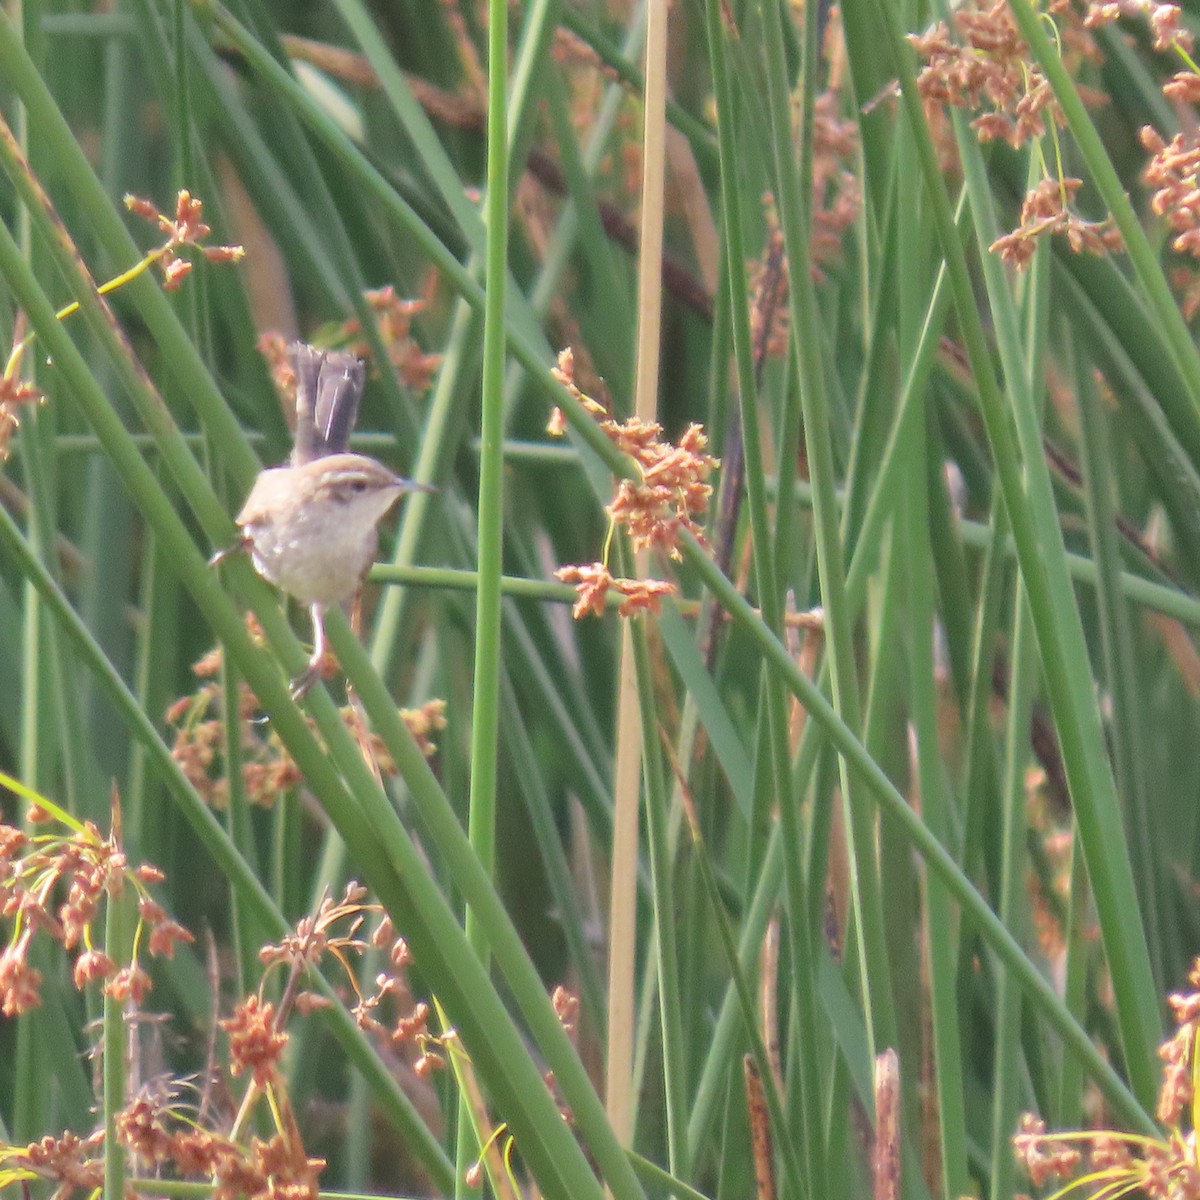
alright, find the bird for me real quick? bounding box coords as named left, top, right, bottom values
left=212, top=342, right=431, bottom=698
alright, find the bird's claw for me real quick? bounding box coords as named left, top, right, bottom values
left=289, top=661, right=321, bottom=701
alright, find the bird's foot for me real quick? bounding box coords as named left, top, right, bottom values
left=288, top=661, right=321, bottom=701
left=289, top=649, right=338, bottom=700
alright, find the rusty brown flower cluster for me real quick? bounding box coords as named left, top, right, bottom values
left=909, top=3, right=1132, bottom=268
left=746, top=87, right=860, bottom=309
left=223, top=994, right=291, bottom=1086
left=125, top=189, right=244, bottom=291
left=1142, top=128, right=1200, bottom=254
left=1117, top=0, right=1200, bottom=317
left=113, top=1086, right=324, bottom=1200
left=398, top=697, right=449, bottom=758
left=990, top=176, right=1123, bottom=268
left=554, top=562, right=676, bottom=619
left=542, top=985, right=580, bottom=1128
left=747, top=222, right=790, bottom=362
left=0, top=1130, right=105, bottom=1196
left=608, top=421, right=717, bottom=555
left=2, top=862, right=581, bottom=1200
left=0, top=802, right=191, bottom=1017
left=1, top=190, right=242, bottom=460
left=551, top=347, right=718, bottom=560
left=349, top=281, right=443, bottom=391
left=1014, top=956, right=1200, bottom=1198
left=1019, top=763, right=1090, bottom=966
left=258, top=883, right=442, bottom=1074
left=258, top=280, right=441, bottom=410
left=909, top=2, right=1062, bottom=150
left=0, top=364, right=42, bottom=460
left=167, top=621, right=305, bottom=809
left=1070, top=4, right=1200, bottom=314
left=551, top=983, right=579, bottom=1040
left=6, top=883, right=437, bottom=1200
left=166, top=620, right=445, bottom=806
left=110, top=884, right=432, bottom=1200
left=548, top=347, right=718, bottom=620
left=1083, top=0, right=1193, bottom=54
left=1142, top=125, right=1200, bottom=318
left=811, top=90, right=862, bottom=269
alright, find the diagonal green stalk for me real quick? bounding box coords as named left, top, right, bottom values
left=681, top=527, right=1154, bottom=1135
left=322, top=618, right=649, bottom=1200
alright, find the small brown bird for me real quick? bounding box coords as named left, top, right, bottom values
left=213, top=343, right=431, bottom=698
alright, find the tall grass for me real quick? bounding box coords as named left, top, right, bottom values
left=0, top=1, right=1198, bottom=1198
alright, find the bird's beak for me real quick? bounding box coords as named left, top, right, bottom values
left=396, top=477, right=438, bottom=495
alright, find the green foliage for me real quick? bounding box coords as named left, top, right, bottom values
left=1, top=2, right=1199, bottom=1199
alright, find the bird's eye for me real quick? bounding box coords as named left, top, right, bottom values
left=350, top=479, right=368, bottom=494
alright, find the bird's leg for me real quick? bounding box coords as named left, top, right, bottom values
left=290, top=602, right=329, bottom=700
left=342, top=586, right=365, bottom=707
left=342, top=585, right=383, bottom=777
